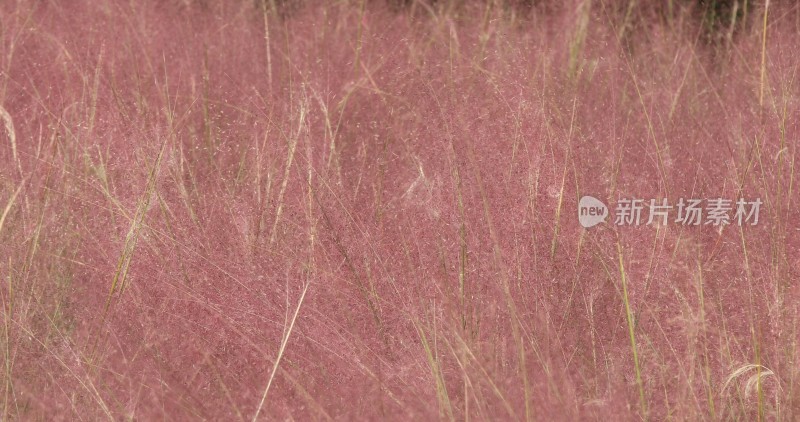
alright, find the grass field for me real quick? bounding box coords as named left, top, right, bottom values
left=1, top=0, right=798, bottom=420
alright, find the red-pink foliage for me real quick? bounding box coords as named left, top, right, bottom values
left=1, top=0, right=798, bottom=420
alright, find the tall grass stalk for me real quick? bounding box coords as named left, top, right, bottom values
left=616, top=239, right=646, bottom=418
left=252, top=280, right=310, bottom=421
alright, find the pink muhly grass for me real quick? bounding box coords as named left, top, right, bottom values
left=0, top=0, right=798, bottom=420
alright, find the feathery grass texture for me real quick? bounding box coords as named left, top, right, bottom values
left=0, top=0, right=798, bottom=420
